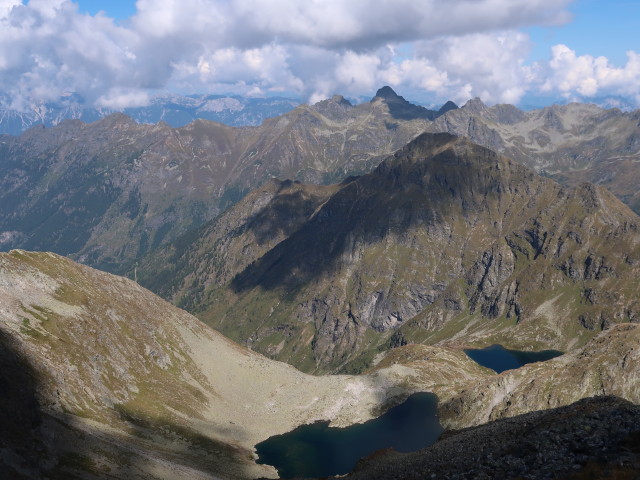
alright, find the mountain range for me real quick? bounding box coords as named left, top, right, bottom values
left=1, top=85, right=640, bottom=478
left=0, top=88, right=454, bottom=272
left=0, top=93, right=300, bottom=135
left=2, top=86, right=639, bottom=277
left=428, top=98, right=640, bottom=213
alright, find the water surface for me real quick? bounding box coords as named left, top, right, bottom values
left=255, top=392, right=442, bottom=478
left=464, top=344, right=563, bottom=373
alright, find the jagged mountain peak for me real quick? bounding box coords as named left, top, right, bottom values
left=370, top=86, right=445, bottom=121
left=438, top=100, right=459, bottom=114
left=373, top=85, right=401, bottom=100
left=380, top=132, right=523, bottom=178
left=93, top=111, right=138, bottom=128
left=462, top=97, right=489, bottom=114
left=330, top=94, right=353, bottom=106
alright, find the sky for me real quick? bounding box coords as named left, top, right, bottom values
left=0, top=0, right=639, bottom=111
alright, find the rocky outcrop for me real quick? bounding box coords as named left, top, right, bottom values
left=429, top=99, right=640, bottom=214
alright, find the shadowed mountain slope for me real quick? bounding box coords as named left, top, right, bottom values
left=140, top=133, right=640, bottom=373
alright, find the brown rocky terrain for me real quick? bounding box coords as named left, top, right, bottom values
left=2, top=86, right=639, bottom=278
left=2, top=250, right=640, bottom=479
left=140, top=132, right=640, bottom=374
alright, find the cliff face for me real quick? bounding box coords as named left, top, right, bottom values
left=141, top=133, right=640, bottom=373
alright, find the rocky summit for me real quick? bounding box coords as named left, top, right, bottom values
left=140, top=132, right=640, bottom=374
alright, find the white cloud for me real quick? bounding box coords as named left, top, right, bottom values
left=541, top=45, right=640, bottom=99
left=224, top=0, right=573, bottom=49
left=0, top=0, right=21, bottom=18
left=95, top=88, right=150, bottom=109
left=0, top=0, right=638, bottom=110
left=414, top=31, right=534, bottom=104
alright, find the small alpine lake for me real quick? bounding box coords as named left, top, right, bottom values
left=255, top=392, right=443, bottom=478
left=464, top=344, right=563, bottom=373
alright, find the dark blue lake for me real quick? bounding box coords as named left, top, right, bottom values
left=255, top=392, right=442, bottom=478
left=464, top=344, right=563, bottom=373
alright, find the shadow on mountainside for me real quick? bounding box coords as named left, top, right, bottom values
left=0, top=325, right=259, bottom=480
left=245, top=180, right=335, bottom=247
left=229, top=133, right=542, bottom=294
left=0, top=327, right=46, bottom=479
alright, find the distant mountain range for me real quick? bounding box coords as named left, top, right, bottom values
left=2, top=85, right=640, bottom=277
left=0, top=93, right=300, bottom=135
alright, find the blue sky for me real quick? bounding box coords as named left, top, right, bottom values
left=76, top=1, right=136, bottom=20
left=1, top=0, right=639, bottom=109
left=525, top=0, right=640, bottom=65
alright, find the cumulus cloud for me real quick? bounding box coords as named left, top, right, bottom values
left=0, top=0, right=638, bottom=110
left=413, top=31, right=535, bottom=104
left=541, top=45, right=640, bottom=100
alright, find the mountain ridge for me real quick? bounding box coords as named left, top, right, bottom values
left=139, top=132, right=640, bottom=373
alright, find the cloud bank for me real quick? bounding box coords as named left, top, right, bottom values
left=1, top=0, right=639, bottom=109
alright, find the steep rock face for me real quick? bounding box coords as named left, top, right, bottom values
left=142, top=133, right=640, bottom=373
left=0, top=250, right=444, bottom=479
left=0, top=88, right=452, bottom=272
left=430, top=99, right=640, bottom=213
